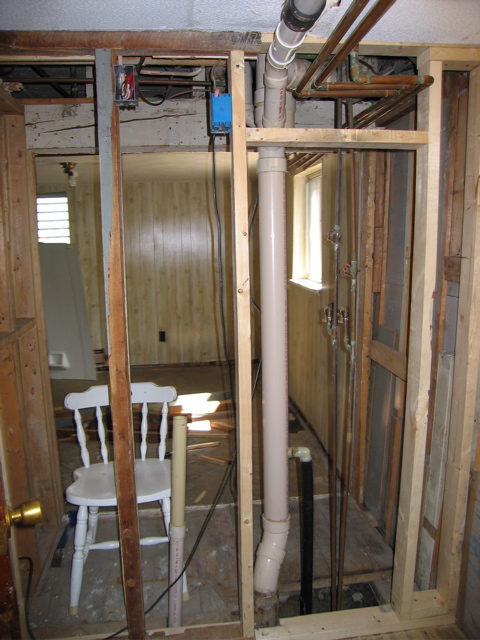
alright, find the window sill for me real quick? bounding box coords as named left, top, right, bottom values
left=290, top=278, right=323, bottom=292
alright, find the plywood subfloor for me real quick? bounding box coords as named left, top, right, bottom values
left=29, top=496, right=392, bottom=637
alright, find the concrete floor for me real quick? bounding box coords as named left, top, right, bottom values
left=28, top=364, right=393, bottom=637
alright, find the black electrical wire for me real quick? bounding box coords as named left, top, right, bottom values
left=136, top=56, right=210, bottom=106
left=18, top=556, right=36, bottom=640
left=102, top=442, right=237, bottom=639
left=247, top=193, right=262, bottom=397
left=211, top=132, right=239, bottom=504
left=136, top=56, right=167, bottom=106
left=248, top=195, right=262, bottom=314
left=101, top=133, right=239, bottom=640
left=357, top=57, right=377, bottom=74
left=211, top=133, right=237, bottom=426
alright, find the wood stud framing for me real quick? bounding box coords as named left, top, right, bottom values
left=390, top=54, right=443, bottom=622
left=0, top=36, right=478, bottom=640
left=229, top=50, right=255, bottom=639
left=95, top=49, right=145, bottom=639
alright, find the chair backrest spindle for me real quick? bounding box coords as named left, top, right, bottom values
left=140, top=402, right=148, bottom=461
left=65, top=382, right=177, bottom=469
left=96, top=405, right=109, bottom=463
left=74, top=408, right=90, bottom=468
left=159, top=402, right=168, bottom=461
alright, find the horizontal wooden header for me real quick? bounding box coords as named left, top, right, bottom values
left=0, top=30, right=262, bottom=57
left=246, top=127, right=428, bottom=151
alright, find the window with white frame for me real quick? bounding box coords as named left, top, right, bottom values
left=36, top=194, right=71, bottom=243
left=291, top=165, right=322, bottom=290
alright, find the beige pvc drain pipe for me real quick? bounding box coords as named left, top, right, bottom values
left=168, top=415, right=188, bottom=627
left=253, top=0, right=328, bottom=627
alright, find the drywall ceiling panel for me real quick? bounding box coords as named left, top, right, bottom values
left=0, top=0, right=479, bottom=45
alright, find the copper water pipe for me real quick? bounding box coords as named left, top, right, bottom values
left=349, top=50, right=426, bottom=86
left=301, top=88, right=399, bottom=98
left=311, top=81, right=416, bottom=91
left=310, top=0, right=397, bottom=91
left=351, top=74, right=425, bottom=85
left=354, top=80, right=432, bottom=128
left=327, top=98, right=345, bottom=612
left=336, top=105, right=358, bottom=606
left=294, top=0, right=370, bottom=96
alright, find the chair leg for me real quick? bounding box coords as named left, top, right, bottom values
left=161, top=497, right=171, bottom=536
left=86, top=507, right=99, bottom=547
left=69, top=505, right=88, bottom=615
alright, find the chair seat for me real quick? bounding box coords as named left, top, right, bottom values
left=66, top=459, right=171, bottom=507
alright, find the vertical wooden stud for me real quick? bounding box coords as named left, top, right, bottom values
left=391, top=54, right=443, bottom=620
left=95, top=49, right=145, bottom=639
left=229, top=50, right=255, bottom=639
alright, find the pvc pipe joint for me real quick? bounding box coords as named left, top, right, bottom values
left=257, top=148, right=287, bottom=174
left=268, top=21, right=306, bottom=70
left=288, top=446, right=312, bottom=463
left=254, top=514, right=291, bottom=594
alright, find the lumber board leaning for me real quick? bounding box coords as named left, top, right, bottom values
left=390, top=55, right=443, bottom=621
left=229, top=50, right=255, bottom=639
left=95, top=49, right=145, bottom=639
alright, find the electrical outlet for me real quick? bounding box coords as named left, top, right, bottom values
left=159, top=331, right=166, bottom=342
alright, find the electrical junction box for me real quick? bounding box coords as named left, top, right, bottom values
left=113, top=64, right=137, bottom=106
left=210, top=93, right=232, bottom=134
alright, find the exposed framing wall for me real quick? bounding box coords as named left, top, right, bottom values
left=0, top=34, right=478, bottom=639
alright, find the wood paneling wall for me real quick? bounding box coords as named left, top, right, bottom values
left=38, top=169, right=260, bottom=367
left=287, top=152, right=353, bottom=462
left=123, top=178, right=234, bottom=365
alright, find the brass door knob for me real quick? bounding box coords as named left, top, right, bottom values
left=6, top=499, right=43, bottom=529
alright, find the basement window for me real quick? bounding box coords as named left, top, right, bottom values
left=36, top=195, right=71, bottom=244
left=291, top=166, right=322, bottom=290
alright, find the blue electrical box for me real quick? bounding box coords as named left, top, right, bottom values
left=210, top=93, right=232, bottom=134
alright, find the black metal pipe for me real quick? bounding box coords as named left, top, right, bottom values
left=299, top=458, right=314, bottom=615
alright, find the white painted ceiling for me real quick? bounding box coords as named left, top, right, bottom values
left=1, top=0, right=479, bottom=45
left=35, top=152, right=259, bottom=185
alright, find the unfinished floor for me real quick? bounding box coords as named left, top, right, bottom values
left=28, top=364, right=394, bottom=638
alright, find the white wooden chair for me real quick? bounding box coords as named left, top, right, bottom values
left=64, top=381, right=177, bottom=615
